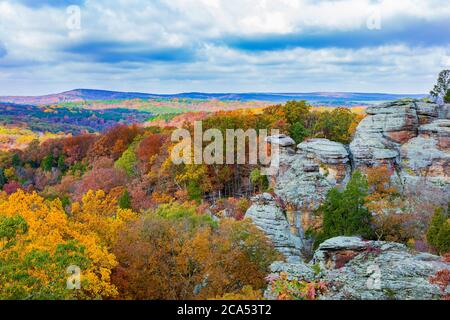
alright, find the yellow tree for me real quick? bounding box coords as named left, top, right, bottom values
left=0, top=190, right=119, bottom=299
left=71, top=189, right=137, bottom=248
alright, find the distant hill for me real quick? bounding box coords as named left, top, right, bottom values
left=0, top=102, right=153, bottom=135
left=0, top=89, right=427, bottom=106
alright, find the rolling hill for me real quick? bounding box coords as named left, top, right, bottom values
left=0, top=89, right=427, bottom=106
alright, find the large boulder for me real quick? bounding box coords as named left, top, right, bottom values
left=349, top=100, right=420, bottom=170
left=273, top=150, right=332, bottom=211
left=266, top=138, right=340, bottom=211
left=266, top=237, right=450, bottom=300
left=349, top=99, right=448, bottom=200
left=364, top=100, right=419, bottom=143
left=298, top=138, right=351, bottom=186
left=349, top=100, right=445, bottom=170
left=245, top=193, right=303, bottom=263
left=265, top=134, right=296, bottom=147
left=260, top=136, right=335, bottom=260
left=400, top=119, right=450, bottom=198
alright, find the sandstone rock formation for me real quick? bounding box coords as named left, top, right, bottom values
left=246, top=99, right=449, bottom=293
left=253, top=138, right=351, bottom=259
left=267, top=137, right=350, bottom=209
left=297, top=138, right=351, bottom=186
left=400, top=119, right=450, bottom=193
left=349, top=99, right=447, bottom=172
left=265, top=134, right=296, bottom=147
left=266, top=237, right=450, bottom=300
left=245, top=193, right=303, bottom=263
left=349, top=100, right=417, bottom=170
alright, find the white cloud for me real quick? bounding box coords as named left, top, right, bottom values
left=0, top=0, right=449, bottom=94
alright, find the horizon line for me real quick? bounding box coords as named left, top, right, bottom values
left=0, top=88, right=429, bottom=98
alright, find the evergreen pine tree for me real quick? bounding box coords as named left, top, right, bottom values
left=315, top=171, right=373, bottom=247
left=118, top=190, right=132, bottom=209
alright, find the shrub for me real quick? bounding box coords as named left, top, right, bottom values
left=267, top=272, right=327, bottom=300
left=0, top=168, right=6, bottom=189
left=427, top=207, right=450, bottom=255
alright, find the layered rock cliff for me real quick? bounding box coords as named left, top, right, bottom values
left=245, top=99, right=449, bottom=299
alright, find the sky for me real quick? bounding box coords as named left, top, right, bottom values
left=0, top=0, right=450, bottom=96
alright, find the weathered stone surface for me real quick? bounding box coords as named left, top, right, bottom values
left=269, top=261, right=315, bottom=281
left=419, top=119, right=450, bottom=149
left=400, top=119, right=450, bottom=195
left=415, top=101, right=440, bottom=124
left=250, top=100, right=449, bottom=297
left=266, top=134, right=296, bottom=147
left=349, top=100, right=420, bottom=170
left=266, top=237, right=450, bottom=300
left=273, top=150, right=332, bottom=211
left=298, top=138, right=351, bottom=185
left=298, top=139, right=349, bottom=164
left=350, top=100, right=448, bottom=171
left=245, top=193, right=303, bottom=263
left=365, top=100, right=419, bottom=143
left=316, top=237, right=449, bottom=300
left=349, top=100, right=448, bottom=200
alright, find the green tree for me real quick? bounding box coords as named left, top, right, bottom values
left=41, top=154, right=54, bottom=172
left=118, top=190, right=132, bottom=210
left=154, top=202, right=217, bottom=229
left=0, top=215, right=28, bottom=249
left=427, top=207, right=450, bottom=255
left=314, top=171, right=373, bottom=247
left=314, top=108, right=356, bottom=144
left=115, top=143, right=138, bottom=177
left=444, top=89, right=450, bottom=104
left=0, top=168, right=6, bottom=189
left=289, top=122, right=309, bottom=144
left=250, top=168, right=269, bottom=192
left=0, top=241, right=92, bottom=300
left=57, top=155, right=67, bottom=172
left=187, top=181, right=203, bottom=202
left=11, top=154, right=21, bottom=167
left=430, top=69, right=450, bottom=103
left=283, top=100, right=311, bottom=125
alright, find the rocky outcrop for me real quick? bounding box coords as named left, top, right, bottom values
left=245, top=193, right=303, bottom=263
left=273, top=149, right=331, bottom=211
left=265, top=134, right=296, bottom=147
left=246, top=99, right=449, bottom=267
left=400, top=119, right=450, bottom=189
left=298, top=138, right=351, bottom=186
left=254, top=138, right=349, bottom=260
left=350, top=100, right=418, bottom=170
left=416, top=101, right=441, bottom=124
left=349, top=100, right=445, bottom=169
left=266, top=237, right=450, bottom=300
left=349, top=99, right=449, bottom=196
left=267, top=138, right=350, bottom=209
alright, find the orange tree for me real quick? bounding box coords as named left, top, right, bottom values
left=111, top=202, right=280, bottom=299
